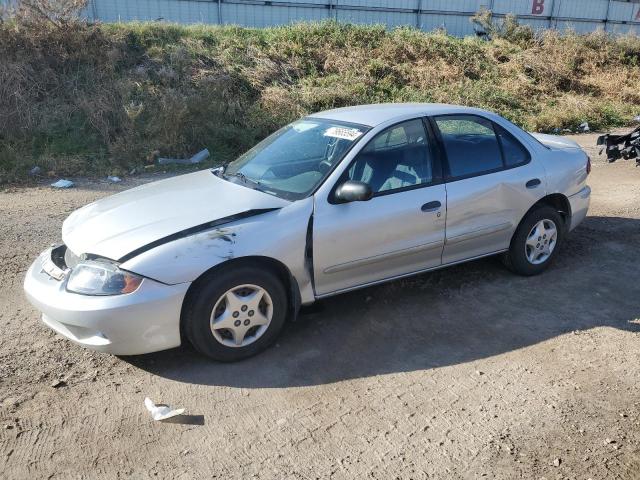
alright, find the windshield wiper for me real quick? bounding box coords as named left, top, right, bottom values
left=212, top=162, right=229, bottom=177
left=226, top=171, right=261, bottom=188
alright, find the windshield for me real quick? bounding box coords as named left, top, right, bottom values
left=223, top=118, right=368, bottom=200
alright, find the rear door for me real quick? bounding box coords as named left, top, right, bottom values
left=431, top=114, right=547, bottom=264
left=312, top=118, right=446, bottom=296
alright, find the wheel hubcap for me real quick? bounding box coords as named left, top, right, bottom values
left=210, top=284, right=273, bottom=348
left=525, top=219, right=558, bottom=265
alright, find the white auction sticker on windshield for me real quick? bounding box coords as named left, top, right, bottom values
left=324, top=127, right=363, bottom=141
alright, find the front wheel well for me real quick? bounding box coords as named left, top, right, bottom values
left=179, top=256, right=301, bottom=343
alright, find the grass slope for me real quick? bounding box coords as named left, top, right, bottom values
left=1, top=20, right=639, bottom=182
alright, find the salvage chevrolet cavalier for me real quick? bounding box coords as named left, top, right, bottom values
left=24, top=104, right=591, bottom=361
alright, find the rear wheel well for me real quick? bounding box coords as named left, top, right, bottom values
left=179, top=257, right=300, bottom=343
left=526, top=194, right=571, bottom=230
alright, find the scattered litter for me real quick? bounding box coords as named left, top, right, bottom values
left=106, top=175, right=122, bottom=183
left=597, top=126, right=640, bottom=166
left=51, top=179, right=74, bottom=189
left=633, top=115, right=640, bottom=123
left=144, top=397, right=185, bottom=421
left=158, top=148, right=209, bottom=166
left=50, top=379, right=66, bottom=388
left=29, top=166, right=41, bottom=176
left=604, top=438, right=615, bottom=444
left=578, top=122, right=590, bottom=132
left=552, top=458, right=562, bottom=467
left=476, top=370, right=485, bottom=376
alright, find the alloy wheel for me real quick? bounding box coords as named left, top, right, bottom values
left=210, top=284, right=273, bottom=348
left=525, top=219, right=558, bottom=265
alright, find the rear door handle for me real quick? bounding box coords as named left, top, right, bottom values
left=526, top=178, right=541, bottom=189
left=421, top=201, right=441, bottom=212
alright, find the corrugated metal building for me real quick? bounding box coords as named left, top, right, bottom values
left=5, top=0, right=640, bottom=36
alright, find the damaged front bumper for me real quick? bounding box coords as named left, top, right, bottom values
left=24, top=248, right=189, bottom=355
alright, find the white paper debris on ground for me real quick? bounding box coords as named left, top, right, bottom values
left=107, top=175, right=122, bottom=183
left=144, top=397, right=185, bottom=421
left=51, top=179, right=74, bottom=189
left=578, top=122, right=590, bottom=132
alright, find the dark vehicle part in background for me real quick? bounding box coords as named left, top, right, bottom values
left=597, top=126, right=640, bottom=166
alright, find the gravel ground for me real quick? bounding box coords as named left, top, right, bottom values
left=1, top=133, right=640, bottom=479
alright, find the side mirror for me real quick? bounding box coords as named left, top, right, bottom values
left=334, top=180, right=373, bottom=203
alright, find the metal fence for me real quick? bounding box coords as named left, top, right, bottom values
left=80, top=0, right=640, bottom=36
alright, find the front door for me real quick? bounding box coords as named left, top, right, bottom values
left=312, top=118, right=446, bottom=296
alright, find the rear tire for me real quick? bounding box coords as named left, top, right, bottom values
left=503, top=206, right=564, bottom=276
left=184, top=266, right=288, bottom=362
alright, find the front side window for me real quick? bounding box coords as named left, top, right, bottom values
left=224, top=118, right=367, bottom=200
left=434, top=115, right=503, bottom=178
left=346, top=119, right=434, bottom=194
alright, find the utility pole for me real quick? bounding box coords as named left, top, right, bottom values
left=604, top=0, right=611, bottom=33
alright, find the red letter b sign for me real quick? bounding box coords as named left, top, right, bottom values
left=532, top=0, right=545, bottom=15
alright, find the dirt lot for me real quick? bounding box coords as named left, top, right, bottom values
left=1, top=133, right=640, bottom=479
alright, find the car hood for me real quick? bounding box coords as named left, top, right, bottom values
left=530, top=133, right=582, bottom=150
left=62, top=170, right=290, bottom=261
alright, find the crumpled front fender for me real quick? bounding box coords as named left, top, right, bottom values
left=120, top=198, right=315, bottom=304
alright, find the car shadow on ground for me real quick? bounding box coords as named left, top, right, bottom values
left=124, top=216, right=640, bottom=388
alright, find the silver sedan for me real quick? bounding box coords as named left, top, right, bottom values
left=24, top=104, right=591, bottom=361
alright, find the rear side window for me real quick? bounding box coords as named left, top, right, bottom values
left=434, top=115, right=503, bottom=178
left=496, top=125, right=530, bottom=167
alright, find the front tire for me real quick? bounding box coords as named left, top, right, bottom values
left=184, top=266, right=288, bottom=362
left=503, top=206, right=564, bottom=276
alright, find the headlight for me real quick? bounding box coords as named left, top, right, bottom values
left=66, top=260, right=143, bottom=296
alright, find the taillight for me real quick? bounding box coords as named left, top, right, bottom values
left=586, top=156, right=592, bottom=175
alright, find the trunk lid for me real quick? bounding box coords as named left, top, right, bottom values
left=530, top=133, right=582, bottom=150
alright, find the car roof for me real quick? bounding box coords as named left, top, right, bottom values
left=308, top=103, right=495, bottom=127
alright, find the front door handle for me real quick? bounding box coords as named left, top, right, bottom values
left=526, top=178, right=541, bottom=189
left=421, top=201, right=442, bottom=212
